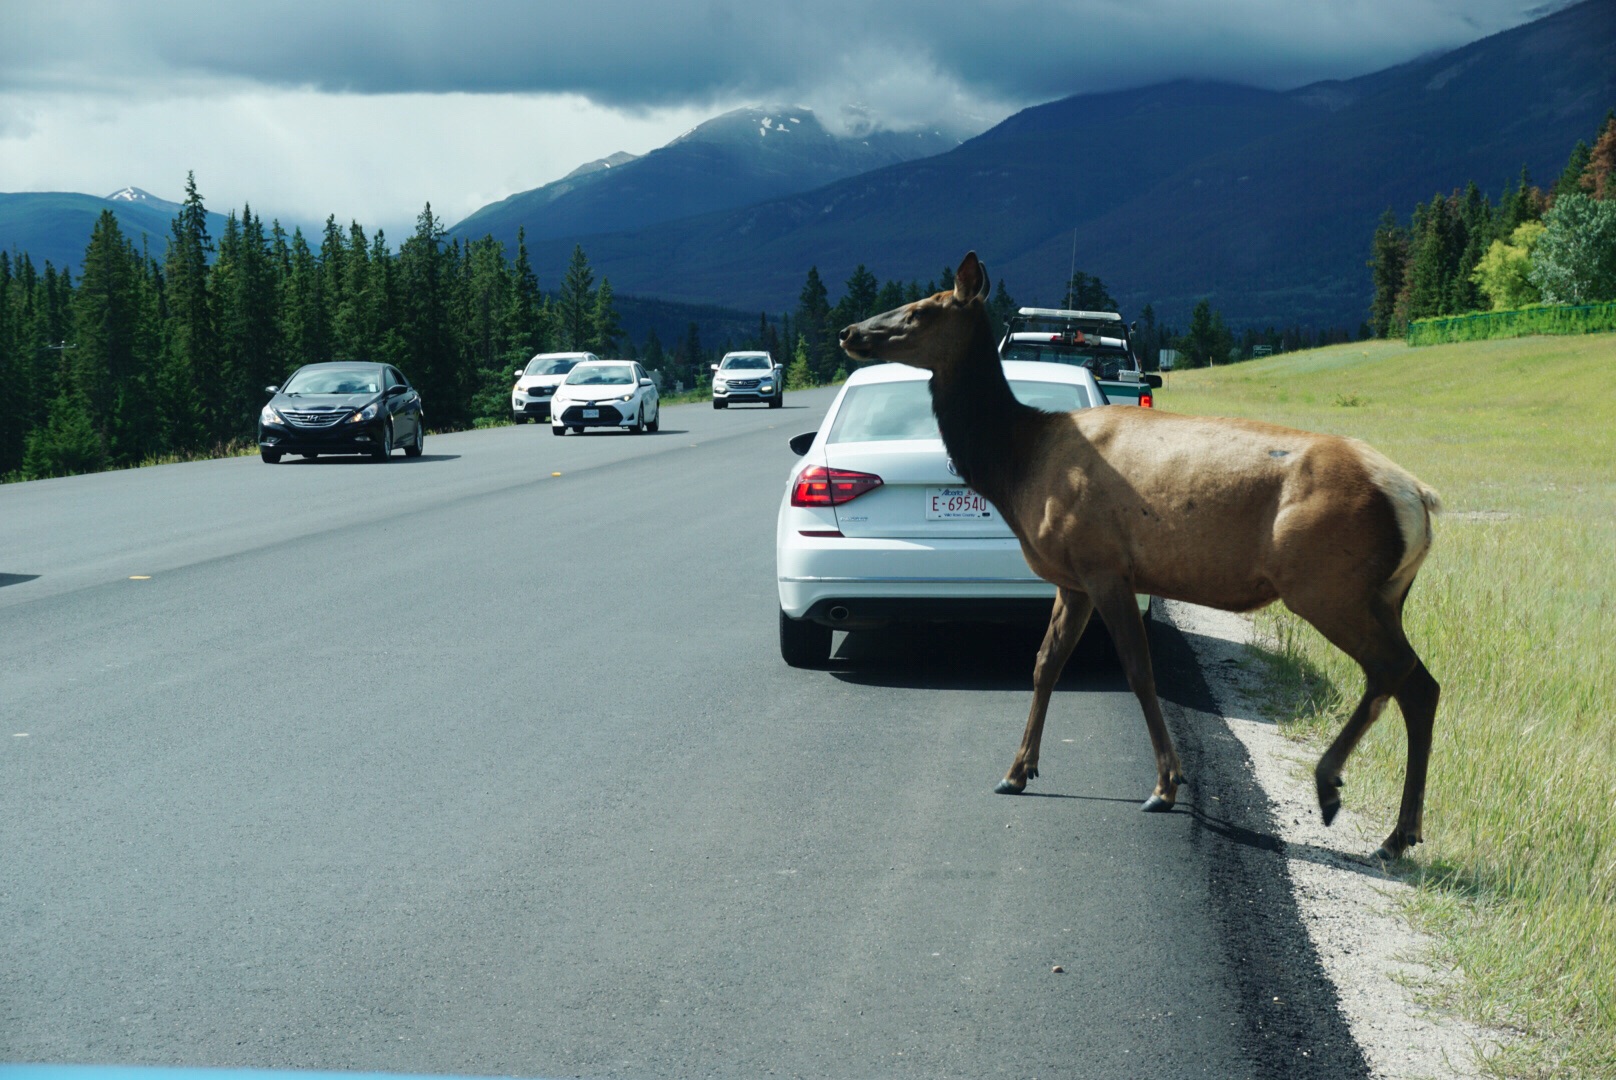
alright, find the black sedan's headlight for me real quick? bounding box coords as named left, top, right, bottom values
left=260, top=404, right=284, bottom=426
left=346, top=402, right=381, bottom=424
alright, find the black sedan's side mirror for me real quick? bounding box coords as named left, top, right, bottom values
left=788, top=431, right=817, bottom=456
left=387, top=383, right=408, bottom=396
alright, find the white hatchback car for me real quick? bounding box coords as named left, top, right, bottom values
left=551, top=360, right=661, bottom=435
left=776, top=360, right=1146, bottom=667
left=512, top=351, right=598, bottom=423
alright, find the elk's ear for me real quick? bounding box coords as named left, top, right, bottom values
left=953, top=251, right=983, bottom=303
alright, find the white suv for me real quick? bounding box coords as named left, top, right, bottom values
left=711, top=351, right=783, bottom=409
left=512, top=352, right=598, bottom=423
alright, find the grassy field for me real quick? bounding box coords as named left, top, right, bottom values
left=1162, top=334, right=1615, bottom=1079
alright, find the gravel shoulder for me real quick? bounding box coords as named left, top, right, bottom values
left=1160, top=599, right=1500, bottom=1080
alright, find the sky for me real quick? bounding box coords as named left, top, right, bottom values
left=0, top=0, right=1558, bottom=239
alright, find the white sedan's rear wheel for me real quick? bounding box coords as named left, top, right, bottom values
left=779, top=608, right=832, bottom=668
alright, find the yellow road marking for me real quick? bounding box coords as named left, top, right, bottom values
left=129, top=575, right=151, bottom=580
left=551, top=472, right=562, bottom=477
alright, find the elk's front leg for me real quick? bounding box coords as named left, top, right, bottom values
left=997, top=589, right=1092, bottom=794
left=1088, top=579, right=1184, bottom=811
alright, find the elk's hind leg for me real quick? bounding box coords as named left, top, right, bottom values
left=997, top=588, right=1092, bottom=795
left=1289, top=591, right=1432, bottom=856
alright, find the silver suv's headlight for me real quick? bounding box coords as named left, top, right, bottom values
left=713, top=379, right=727, bottom=391
left=346, top=402, right=381, bottom=424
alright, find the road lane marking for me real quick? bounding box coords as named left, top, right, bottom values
left=129, top=575, right=151, bottom=580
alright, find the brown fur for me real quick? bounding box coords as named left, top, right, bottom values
left=839, top=251, right=1441, bottom=859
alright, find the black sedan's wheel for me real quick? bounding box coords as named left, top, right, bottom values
left=779, top=608, right=832, bottom=668
left=260, top=449, right=281, bottom=463
left=372, top=422, right=393, bottom=461
left=405, top=424, right=424, bottom=457
left=301, top=452, right=320, bottom=460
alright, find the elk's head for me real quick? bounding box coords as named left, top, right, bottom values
left=839, top=251, right=990, bottom=373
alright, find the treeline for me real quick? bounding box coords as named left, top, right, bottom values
left=1368, top=112, right=1616, bottom=337
left=0, top=174, right=651, bottom=480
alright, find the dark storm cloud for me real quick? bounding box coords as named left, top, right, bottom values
left=5, top=1, right=1555, bottom=112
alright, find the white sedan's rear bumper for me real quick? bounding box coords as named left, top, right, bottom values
left=777, top=532, right=1055, bottom=625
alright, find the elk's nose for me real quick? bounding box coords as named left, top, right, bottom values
left=838, top=326, right=855, bottom=344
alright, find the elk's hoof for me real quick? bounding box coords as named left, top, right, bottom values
left=994, top=780, right=1026, bottom=795
left=1140, top=794, right=1175, bottom=813
left=1320, top=800, right=1341, bottom=827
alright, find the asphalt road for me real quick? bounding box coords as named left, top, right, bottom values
left=1, top=390, right=1368, bottom=1079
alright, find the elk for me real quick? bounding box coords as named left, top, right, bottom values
left=838, top=252, right=1441, bottom=860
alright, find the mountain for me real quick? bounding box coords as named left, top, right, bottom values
left=0, top=188, right=232, bottom=274
left=510, top=0, right=1615, bottom=329
left=450, top=105, right=962, bottom=245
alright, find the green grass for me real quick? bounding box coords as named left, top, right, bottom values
left=1162, top=334, right=1616, bottom=1079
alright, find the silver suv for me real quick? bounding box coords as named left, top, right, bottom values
left=711, top=351, right=783, bottom=409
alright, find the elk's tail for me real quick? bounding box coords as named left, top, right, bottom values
left=1355, top=442, right=1441, bottom=596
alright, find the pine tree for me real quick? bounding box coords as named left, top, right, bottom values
left=1062, top=271, right=1116, bottom=311
left=795, top=267, right=833, bottom=381
left=161, top=172, right=217, bottom=448
left=506, top=227, right=548, bottom=362
left=399, top=204, right=463, bottom=425
left=557, top=245, right=596, bottom=351
left=591, top=277, right=623, bottom=355
left=1556, top=141, right=1593, bottom=200
left=72, top=210, right=152, bottom=463
left=832, top=264, right=879, bottom=327
left=1582, top=111, right=1616, bottom=201
left=1367, top=209, right=1410, bottom=337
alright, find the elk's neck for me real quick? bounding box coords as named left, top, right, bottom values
left=928, top=318, right=1036, bottom=509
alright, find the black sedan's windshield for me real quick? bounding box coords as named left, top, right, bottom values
left=565, top=366, right=635, bottom=386
left=282, top=367, right=382, bottom=395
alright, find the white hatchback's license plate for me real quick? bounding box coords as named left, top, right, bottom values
left=926, top=487, right=993, bottom=519
left=582, top=408, right=600, bottom=419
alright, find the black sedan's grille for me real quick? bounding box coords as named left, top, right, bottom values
left=559, top=404, right=623, bottom=424
left=281, top=410, right=349, bottom=428
left=727, top=379, right=760, bottom=390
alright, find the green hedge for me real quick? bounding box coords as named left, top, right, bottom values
left=1407, top=302, right=1616, bottom=345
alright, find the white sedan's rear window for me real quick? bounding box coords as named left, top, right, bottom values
left=828, top=379, right=1089, bottom=443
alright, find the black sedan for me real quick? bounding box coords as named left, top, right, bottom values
left=258, top=362, right=425, bottom=463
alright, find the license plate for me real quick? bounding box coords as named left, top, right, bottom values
left=582, top=408, right=600, bottom=419
left=926, top=487, right=993, bottom=520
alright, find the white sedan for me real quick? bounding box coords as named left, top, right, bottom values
left=776, top=360, right=1145, bottom=667
left=551, top=360, right=661, bottom=435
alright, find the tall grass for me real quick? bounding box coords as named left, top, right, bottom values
left=1163, top=334, right=1616, bottom=1079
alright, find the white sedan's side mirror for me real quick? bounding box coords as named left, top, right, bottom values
left=513, top=368, right=524, bottom=378
left=710, top=363, right=719, bottom=372
left=639, top=378, right=652, bottom=387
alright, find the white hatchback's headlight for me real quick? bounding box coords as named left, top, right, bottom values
left=347, top=402, right=381, bottom=423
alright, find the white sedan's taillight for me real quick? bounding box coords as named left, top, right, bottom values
left=790, top=465, right=883, bottom=507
